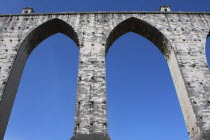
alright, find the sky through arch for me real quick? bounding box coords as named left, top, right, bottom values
left=106, top=32, right=189, bottom=140
left=4, top=33, right=79, bottom=140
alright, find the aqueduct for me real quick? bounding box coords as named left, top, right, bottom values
left=0, top=6, right=210, bottom=140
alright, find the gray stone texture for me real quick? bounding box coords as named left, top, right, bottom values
left=0, top=8, right=209, bottom=140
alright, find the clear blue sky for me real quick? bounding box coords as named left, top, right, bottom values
left=1, top=0, right=209, bottom=140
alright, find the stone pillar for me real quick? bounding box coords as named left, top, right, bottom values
left=0, top=35, right=29, bottom=140
left=167, top=39, right=210, bottom=140
left=71, top=41, right=110, bottom=140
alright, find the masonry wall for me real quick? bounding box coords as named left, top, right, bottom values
left=0, top=11, right=209, bottom=140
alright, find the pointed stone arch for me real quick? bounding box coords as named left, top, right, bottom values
left=105, top=16, right=201, bottom=140
left=21, top=18, right=80, bottom=54
left=0, top=18, right=80, bottom=139
left=106, top=17, right=171, bottom=56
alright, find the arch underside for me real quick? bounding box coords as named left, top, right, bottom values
left=106, top=17, right=170, bottom=55
left=24, top=18, right=79, bottom=54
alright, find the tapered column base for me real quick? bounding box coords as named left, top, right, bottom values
left=71, top=134, right=111, bottom=140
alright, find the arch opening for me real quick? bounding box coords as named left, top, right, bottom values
left=106, top=32, right=189, bottom=140
left=4, top=33, right=79, bottom=139
left=106, top=17, right=189, bottom=140
left=0, top=18, right=80, bottom=139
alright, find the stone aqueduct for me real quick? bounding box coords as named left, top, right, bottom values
left=0, top=6, right=209, bottom=140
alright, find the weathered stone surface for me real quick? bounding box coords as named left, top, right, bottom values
left=71, top=134, right=110, bottom=140
left=0, top=8, right=209, bottom=140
